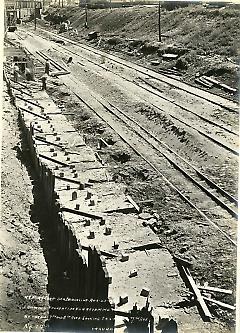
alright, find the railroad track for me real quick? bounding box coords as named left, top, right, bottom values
left=20, top=27, right=238, bottom=111
left=17, top=28, right=239, bottom=156
left=10, top=29, right=238, bottom=245
left=60, top=74, right=237, bottom=246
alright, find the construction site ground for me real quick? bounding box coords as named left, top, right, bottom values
left=1, top=4, right=239, bottom=332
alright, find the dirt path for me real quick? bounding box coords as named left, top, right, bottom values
left=0, top=84, right=48, bottom=331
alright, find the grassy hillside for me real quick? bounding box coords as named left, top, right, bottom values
left=44, top=4, right=240, bottom=91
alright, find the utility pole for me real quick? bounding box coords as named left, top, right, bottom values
left=85, top=1, right=88, bottom=28
left=34, top=0, right=37, bottom=30
left=158, top=1, right=161, bottom=42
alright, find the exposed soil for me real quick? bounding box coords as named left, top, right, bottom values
left=40, top=4, right=240, bottom=100
left=3, top=6, right=239, bottom=331
left=0, top=85, right=49, bottom=331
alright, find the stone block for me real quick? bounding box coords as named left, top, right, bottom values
left=99, top=219, right=105, bottom=226
left=88, top=231, right=95, bottom=239
left=119, top=294, right=128, bottom=305
left=86, top=191, right=92, bottom=200
left=79, top=183, right=85, bottom=190
left=140, top=287, right=150, bottom=297
left=129, top=269, right=138, bottom=278
left=104, top=227, right=111, bottom=235
left=72, top=191, right=77, bottom=200
left=121, top=253, right=129, bottom=262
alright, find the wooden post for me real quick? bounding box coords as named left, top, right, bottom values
left=158, top=1, right=161, bottom=42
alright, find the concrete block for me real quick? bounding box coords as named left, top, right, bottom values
left=66, top=184, right=70, bottom=190
left=60, top=172, right=64, bottom=177
left=72, top=191, right=77, bottom=200
left=121, top=253, right=129, bottom=262
left=89, top=199, right=95, bottom=206
left=56, top=136, right=61, bottom=141
left=65, top=151, right=69, bottom=156
left=140, top=287, right=150, bottom=297
left=104, top=227, right=111, bottom=235
left=55, top=166, right=59, bottom=170
left=79, top=183, right=85, bottom=190
left=50, top=148, right=54, bottom=152
left=99, top=219, right=105, bottom=226
left=119, top=294, right=128, bottom=305
left=75, top=204, right=80, bottom=210
left=84, top=220, right=90, bottom=226
left=52, top=152, right=57, bottom=157
left=66, top=157, right=70, bottom=161
left=88, top=231, right=95, bottom=239
left=129, top=269, right=138, bottom=278
left=86, top=191, right=92, bottom=200
left=53, top=133, right=57, bottom=136
left=113, top=242, right=119, bottom=249
left=73, top=173, right=78, bottom=178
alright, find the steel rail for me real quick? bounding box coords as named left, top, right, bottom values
left=107, top=101, right=238, bottom=206
left=93, top=97, right=238, bottom=219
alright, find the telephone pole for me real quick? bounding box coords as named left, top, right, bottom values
left=34, top=0, right=37, bottom=30
left=158, top=1, right=161, bottom=42
left=85, top=2, right=88, bottom=28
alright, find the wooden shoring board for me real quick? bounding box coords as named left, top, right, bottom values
left=182, top=266, right=212, bottom=319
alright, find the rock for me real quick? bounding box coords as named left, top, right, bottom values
left=7, top=290, right=14, bottom=297
left=179, top=246, right=188, bottom=253
left=138, top=212, right=152, bottom=220
left=147, top=218, right=157, bottom=227
left=28, top=277, right=34, bottom=283
left=165, top=229, right=177, bottom=236
left=19, top=251, right=26, bottom=257
left=153, top=213, right=160, bottom=220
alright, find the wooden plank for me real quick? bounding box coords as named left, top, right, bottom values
left=173, top=255, right=192, bottom=267
left=18, top=107, right=48, bottom=120
left=61, top=206, right=103, bottom=221
left=219, top=83, right=237, bottom=94
left=39, top=153, right=69, bottom=167
left=11, top=86, right=32, bottom=97
left=197, top=285, right=232, bottom=295
left=182, top=266, right=212, bottom=319
left=126, top=195, right=140, bottom=212
left=15, top=94, right=44, bottom=109
left=202, top=297, right=235, bottom=311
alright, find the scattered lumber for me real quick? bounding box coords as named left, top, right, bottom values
left=173, top=255, right=192, bottom=267
left=39, top=153, right=69, bottom=167
left=61, top=206, right=104, bottom=221
left=18, top=106, right=48, bottom=120
left=195, top=78, right=213, bottom=89
left=15, top=94, right=44, bottom=109
left=202, top=76, right=237, bottom=94
left=197, top=285, right=233, bottom=295
left=202, top=297, right=235, bottom=311
left=126, top=195, right=141, bottom=212
left=51, top=70, right=70, bottom=77
left=182, top=266, right=212, bottom=319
